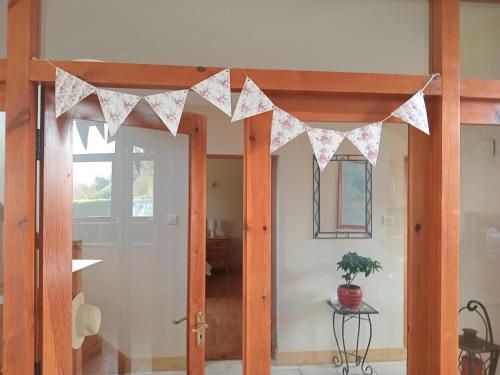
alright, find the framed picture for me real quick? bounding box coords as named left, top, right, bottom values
left=312, top=155, right=372, bottom=239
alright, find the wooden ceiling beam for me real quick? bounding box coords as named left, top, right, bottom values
left=29, top=59, right=442, bottom=96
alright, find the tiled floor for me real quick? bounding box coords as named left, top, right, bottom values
left=128, top=360, right=407, bottom=375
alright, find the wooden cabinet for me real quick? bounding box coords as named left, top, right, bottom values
left=206, top=237, right=229, bottom=272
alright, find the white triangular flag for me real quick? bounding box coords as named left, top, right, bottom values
left=75, top=121, right=90, bottom=150
left=270, top=108, right=306, bottom=153
left=392, top=90, right=429, bottom=135
left=307, top=127, right=346, bottom=172
left=232, top=77, right=274, bottom=122
left=95, top=123, right=106, bottom=141
left=346, top=122, right=383, bottom=166
left=97, top=89, right=140, bottom=136
left=55, top=68, right=96, bottom=117
left=192, top=69, right=231, bottom=117
left=145, top=90, right=188, bottom=136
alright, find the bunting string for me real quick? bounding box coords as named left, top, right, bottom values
left=47, top=59, right=438, bottom=173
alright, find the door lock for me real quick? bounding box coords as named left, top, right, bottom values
left=192, top=311, right=209, bottom=347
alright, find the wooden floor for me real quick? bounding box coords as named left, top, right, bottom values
left=205, top=270, right=243, bottom=360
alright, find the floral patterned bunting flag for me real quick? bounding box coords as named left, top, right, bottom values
left=270, top=107, right=306, bottom=153
left=346, top=122, right=383, bottom=166
left=55, top=68, right=96, bottom=118
left=232, top=77, right=274, bottom=122
left=145, top=90, right=189, bottom=136
left=307, top=127, right=346, bottom=172
left=96, top=89, right=141, bottom=136
left=192, top=69, right=232, bottom=117
left=391, top=90, right=430, bottom=135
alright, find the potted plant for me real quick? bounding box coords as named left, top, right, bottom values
left=336, top=251, right=382, bottom=309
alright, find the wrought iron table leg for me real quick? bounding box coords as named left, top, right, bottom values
left=359, top=314, right=374, bottom=375
left=341, top=315, right=349, bottom=374
left=332, top=311, right=344, bottom=369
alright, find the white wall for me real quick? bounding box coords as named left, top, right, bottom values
left=207, top=158, right=243, bottom=269
left=38, top=0, right=429, bottom=74
left=275, top=124, right=408, bottom=353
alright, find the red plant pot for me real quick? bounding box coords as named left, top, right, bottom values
left=337, top=284, right=363, bottom=309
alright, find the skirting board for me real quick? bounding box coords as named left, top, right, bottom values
left=125, top=348, right=406, bottom=371
left=275, top=348, right=407, bottom=366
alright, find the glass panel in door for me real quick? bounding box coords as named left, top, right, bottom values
left=71, top=121, right=191, bottom=374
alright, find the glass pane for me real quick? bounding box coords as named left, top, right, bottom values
left=461, top=2, right=500, bottom=79
left=73, top=162, right=112, bottom=218
left=43, top=0, right=429, bottom=74
left=272, top=122, right=407, bottom=374
left=0, top=0, right=5, bottom=57
left=72, top=124, right=190, bottom=374
left=460, top=124, right=500, bottom=375
left=205, top=158, right=243, bottom=367
left=0, top=112, right=5, bottom=371
left=132, top=160, right=154, bottom=217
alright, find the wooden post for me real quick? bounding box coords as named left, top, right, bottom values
left=4, top=0, right=40, bottom=374
left=407, top=0, right=460, bottom=374
left=243, top=112, right=272, bottom=375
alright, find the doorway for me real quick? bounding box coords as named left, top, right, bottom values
left=205, top=155, right=244, bottom=361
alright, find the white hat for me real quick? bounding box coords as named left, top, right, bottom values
left=72, top=292, right=102, bottom=349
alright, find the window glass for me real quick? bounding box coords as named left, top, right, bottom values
left=73, top=161, right=112, bottom=218
left=72, top=124, right=190, bottom=373
left=271, top=122, right=408, bottom=374
left=460, top=124, right=500, bottom=375
left=0, top=0, right=6, bottom=57
left=43, top=0, right=429, bottom=74
left=0, top=112, right=5, bottom=371
left=132, top=160, right=154, bottom=217
left=461, top=2, right=500, bottom=79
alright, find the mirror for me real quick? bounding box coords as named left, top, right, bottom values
left=313, top=155, right=372, bottom=239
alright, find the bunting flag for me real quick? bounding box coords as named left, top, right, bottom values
left=270, top=107, right=306, bottom=153
left=346, top=122, right=383, bottom=166
left=192, top=69, right=232, bottom=117
left=145, top=90, right=189, bottom=136
left=232, top=77, right=274, bottom=122
left=391, top=90, right=429, bottom=135
left=55, top=68, right=96, bottom=118
left=307, top=127, right=346, bottom=172
left=75, top=121, right=90, bottom=150
left=97, top=89, right=141, bottom=136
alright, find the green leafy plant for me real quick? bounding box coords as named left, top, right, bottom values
left=337, top=252, right=382, bottom=287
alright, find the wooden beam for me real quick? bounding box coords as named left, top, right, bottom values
left=0, top=59, right=6, bottom=82
left=4, top=0, right=40, bottom=374
left=407, top=1, right=460, bottom=375
left=461, top=79, right=500, bottom=100
left=29, top=59, right=442, bottom=96
left=0, top=84, right=5, bottom=111
left=40, top=89, right=73, bottom=375
left=243, top=112, right=272, bottom=375
left=461, top=99, right=500, bottom=124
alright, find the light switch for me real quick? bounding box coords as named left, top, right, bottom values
left=166, top=214, right=178, bottom=225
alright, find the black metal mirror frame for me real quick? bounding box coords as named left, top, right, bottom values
left=313, top=155, right=372, bottom=239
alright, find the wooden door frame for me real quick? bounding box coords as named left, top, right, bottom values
left=3, top=0, right=500, bottom=373
left=40, top=91, right=206, bottom=374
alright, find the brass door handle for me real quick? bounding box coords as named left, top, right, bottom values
left=172, top=316, right=187, bottom=325
left=192, top=312, right=208, bottom=347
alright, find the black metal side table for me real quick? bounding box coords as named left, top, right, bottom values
left=327, top=299, right=379, bottom=375
left=459, top=300, right=500, bottom=375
